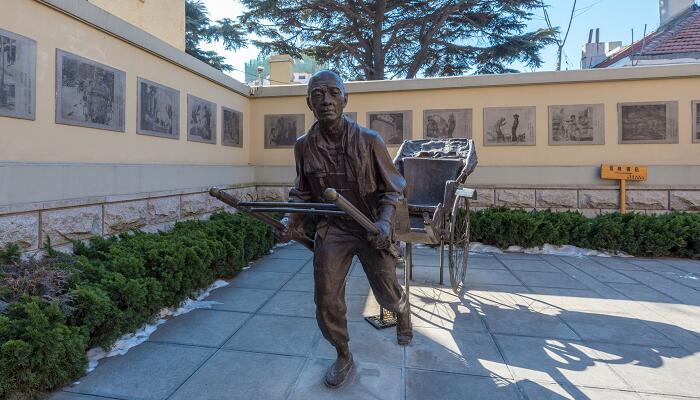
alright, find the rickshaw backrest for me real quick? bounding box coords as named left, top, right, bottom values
left=403, top=158, right=463, bottom=207
left=394, top=138, right=478, bottom=207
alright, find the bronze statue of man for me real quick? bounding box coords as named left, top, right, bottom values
left=279, top=70, right=412, bottom=388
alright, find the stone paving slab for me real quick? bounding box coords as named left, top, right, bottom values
left=224, top=314, right=319, bottom=356
left=64, top=342, right=215, bottom=400
left=148, top=309, right=249, bottom=347
left=169, top=350, right=306, bottom=400
left=53, top=243, right=700, bottom=400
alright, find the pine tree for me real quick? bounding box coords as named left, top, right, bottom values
left=240, top=0, right=557, bottom=80
left=185, top=0, right=247, bottom=72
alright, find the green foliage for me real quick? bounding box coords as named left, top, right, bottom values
left=470, top=208, right=700, bottom=259
left=0, top=243, right=21, bottom=265
left=0, top=211, right=276, bottom=397
left=185, top=0, right=247, bottom=72
left=240, top=0, right=557, bottom=80
left=0, top=296, right=88, bottom=399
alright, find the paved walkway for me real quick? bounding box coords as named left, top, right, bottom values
left=52, top=244, right=700, bottom=400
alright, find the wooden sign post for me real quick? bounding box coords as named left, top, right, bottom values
left=601, top=164, right=648, bottom=213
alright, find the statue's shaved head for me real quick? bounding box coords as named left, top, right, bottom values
left=307, top=70, right=346, bottom=96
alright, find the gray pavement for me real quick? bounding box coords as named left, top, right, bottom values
left=53, top=243, right=700, bottom=400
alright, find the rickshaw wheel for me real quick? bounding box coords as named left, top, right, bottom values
left=448, top=195, right=470, bottom=294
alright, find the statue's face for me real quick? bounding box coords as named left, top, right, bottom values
left=307, top=75, right=347, bottom=124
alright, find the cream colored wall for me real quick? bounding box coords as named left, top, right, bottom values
left=88, top=0, right=185, bottom=51
left=249, top=78, right=700, bottom=167
left=0, top=0, right=249, bottom=166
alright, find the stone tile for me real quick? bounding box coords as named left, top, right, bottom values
left=617, top=270, right=700, bottom=306
left=496, top=189, right=536, bottom=208
left=467, top=256, right=508, bottom=270
left=659, top=258, right=700, bottom=274
left=224, top=315, right=318, bottom=356
left=298, top=260, right=315, bottom=274
left=250, top=256, right=308, bottom=273
left=289, top=359, right=401, bottom=400
left=517, top=381, right=643, bottom=400
left=41, top=205, right=102, bottom=246
left=410, top=295, right=485, bottom=331
left=406, top=326, right=510, bottom=377
left=66, top=342, right=214, bottom=400
left=402, top=265, right=445, bottom=285
left=282, top=272, right=315, bottom=292
left=104, top=200, right=148, bottom=234
left=579, top=190, right=619, bottom=209
left=466, top=269, right=521, bottom=286
left=147, top=196, right=180, bottom=224
left=512, top=271, right=584, bottom=289
left=669, top=190, right=700, bottom=211
left=346, top=294, right=381, bottom=322
left=180, top=192, right=210, bottom=216
left=345, top=275, right=372, bottom=296
left=496, top=252, right=543, bottom=260
left=627, top=190, right=668, bottom=210
left=206, top=286, right=276, bottom=313
left=0, top=212, right=39, bottom=250
left=228, top=270, right=293, bottom=290
left=493, top=335, right=630, bottom=389
left=50, top=392, right=122, bottom=400
left=149, top=309, right=249, bottom=347
left=170, top=350, right=305, bottom=400
left=593, top=343, right=700, bottom=398
left=472, top=188, right=496, bottom=207
left=406, top=369, right=520, bottom=400
left=558, top=311, right=676, bottom=347
left=500, top=258, right=561, bottom=272
left=608, top=283, right=677, bottom=303
left=259, top=290, right=316, bottom=317
left=268, top=247, right=313, bottom=260
left=313, top=320, right=404, bottom=366
left=594, top=257, right=644, bottom=271
left=476, top=297, right=580, bottom=339
left=465, top=284, right=531, bottom=294
left=537, top=190, right=578, bottom=209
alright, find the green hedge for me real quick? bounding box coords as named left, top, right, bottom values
left=0, top=212, right=275, bottom=399
left=469, top=208, right=700, bottom=259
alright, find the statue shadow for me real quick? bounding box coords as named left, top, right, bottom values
left=408, top=284, right=700, bottom=400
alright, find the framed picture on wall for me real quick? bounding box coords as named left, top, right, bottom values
left=367, top=110, right=412, bottom=146
left=187, top=94, right=217, bottom=144
left=0, top=28, right=36, bottom=120
left=55, top=49, right=126, bottom=131
left=264, top=114, right=304, bottom=148
left=423, top=108, right=472, bottom=139
left=483, top=106, right=535, bottom=146
left=692, top=101, right=700, bottom=144
left=548, top=104, right=604, bottom=145
left=222, top=106, right=243, bottom=147
left=617, top=101, right=678, bottom=144
left=136, top=77, right=179, bottom=139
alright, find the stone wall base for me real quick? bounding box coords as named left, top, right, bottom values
left=2, top=184, right=698, bottom=253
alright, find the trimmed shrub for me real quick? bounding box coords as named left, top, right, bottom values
left=0, top=211, right=276, bottom=398
left=469, top=208, right=700, bottom=259
left=0, top=296, right=87, bottom=399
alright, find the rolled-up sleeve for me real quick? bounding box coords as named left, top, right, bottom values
left=289, top=139, right=313, bottom=202
left=372, top=136, right=406, bottom=207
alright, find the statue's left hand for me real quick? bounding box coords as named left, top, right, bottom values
left=368, top=220, right=392, bottom=250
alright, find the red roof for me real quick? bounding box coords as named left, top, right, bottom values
left=595, top=5, right=700, bottom=68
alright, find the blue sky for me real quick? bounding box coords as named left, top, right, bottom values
left=201, top=0, right=666, bottom=82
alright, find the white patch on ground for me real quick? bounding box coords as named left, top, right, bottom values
left=680, top=274, right=699, bottom=280
left=82, top=279, right=229, bottom=376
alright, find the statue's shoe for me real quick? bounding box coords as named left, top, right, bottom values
left=397, top=311, right=413, bottom=345
left=324, top=354, right=354, bottom=388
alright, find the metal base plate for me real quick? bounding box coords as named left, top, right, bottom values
left=364, top=312, right=397, bottom=329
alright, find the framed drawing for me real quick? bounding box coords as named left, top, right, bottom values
left=222, top=106, right=243, bottom=147
left=423, top=108, right=472, bottom=139
left=692, top=101, right=700, bottom=144
left=264, top=114, right=304, bottom=148
left=618, top=101, right=678, bottom=144
left=367, top=110, right=412, bottom=146
left=483, top=106, right=535, bottom=146
left=136, top=77, right=179, bottom=139
left=548, top=104, right=604, bottom=145
left=0, top=29, right=36, bottom=120
left=187, top=94, right=216, bottom=144
left=56, top=49, right=125, bottom=131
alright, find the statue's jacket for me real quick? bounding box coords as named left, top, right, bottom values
left=290, top=115, right=406, bottom=231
